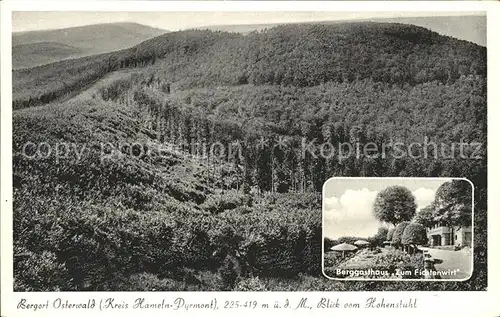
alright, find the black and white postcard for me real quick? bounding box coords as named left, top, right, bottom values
left=323, top=178, right=473, bottom=281
left=1, top=1, right=499, bottom=316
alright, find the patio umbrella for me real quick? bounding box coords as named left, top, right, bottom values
left=330, top=243, right=358, bottom=257
left=354, top=240, right=370, bottom=247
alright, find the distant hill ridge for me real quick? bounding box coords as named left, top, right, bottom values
left=196, top=15, right=486, bottom=46
left=12, top=22, right=168, bottom=69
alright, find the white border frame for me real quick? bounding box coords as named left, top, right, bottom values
left=321, top=177, right=475, bottom=282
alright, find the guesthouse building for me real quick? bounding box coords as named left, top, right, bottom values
left=427, top=223, right=472, bottom=248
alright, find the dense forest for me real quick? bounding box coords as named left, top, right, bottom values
left=12, top=22, right=487, bottom=291
left=13, top=23, right=486, bottom=109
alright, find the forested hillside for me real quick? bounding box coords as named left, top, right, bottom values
left=201, top=15, right=486, bottom=46
left=13, top=23, right=485, bottom=108
left=13, top=22, right=487, bottom=291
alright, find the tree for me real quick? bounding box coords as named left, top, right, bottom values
left=449, top=204, right=473, bottom=228
left=433, top=180, right=472, bottom=228
left=432, top=180, right=473, bottom=246
left=373, top=186, right=417, bottom=225
left=386, top=228, right=396, bottom=241
left=372, top=227, right=389, bottom=246
left=323, top=237, right=337, bottom=252
left=434, top=179, right=472, bottom=208
left=402, top=223, right=428, bottom=246
left=391, top=221, right=411, bottom=248
left=413, top=205, right=435, bottom=228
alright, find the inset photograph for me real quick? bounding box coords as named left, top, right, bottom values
left=322, top=178, right=473, bottom=281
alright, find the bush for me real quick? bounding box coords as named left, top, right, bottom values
left=14, top=248, right=74, bottom=291
left=110, top=272, right=215, bottom=291
left=387, top=228, right=395, bottom=241
left=402, top=223, right=428, bottom=246
left=323, top=251, right=345, bottom=268
left=201, top=190, right=249, bottom=214
left=234, top=277, right=268, bottom=291
left=233, top=205, right=253, bottom=214
left=335, top=249, right=424, bottom=279
left=372, top=227, right=389, bottom=246
left=392, top=222, right=411, bottom=246
left=324, top=237, right=337, bottom=252
left=239, top=218, right=322, bottom=277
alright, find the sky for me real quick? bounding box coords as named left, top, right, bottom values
left=323, top=178, right=454, bottom=240
left=12, top=11, right=484, bottom=33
